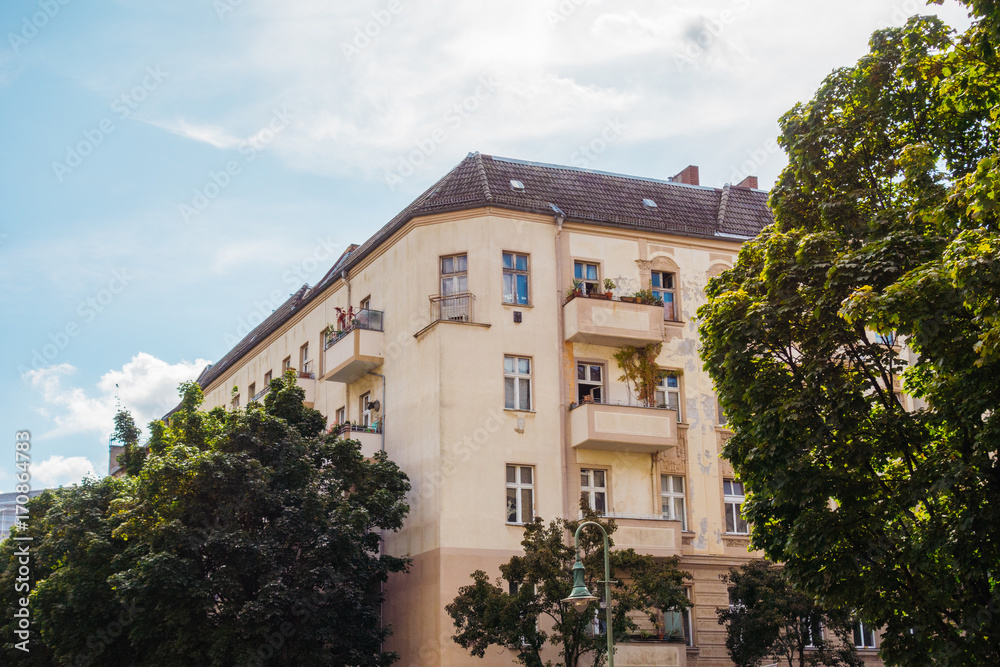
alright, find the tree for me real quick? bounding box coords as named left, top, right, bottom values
left=0, top=371, right=410, bottom=666
left=698, top=4, right=1000, bottom=665
left=718, top=560, right=863, bottom=667
left=446, top=508, right=690, bottom=667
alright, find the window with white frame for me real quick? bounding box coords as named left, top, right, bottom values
left=580, top=468, right=607, bottom=515
left=576, top=362, right=604, bottom=404
left=573, top=260, right=600, bottom=295
left=717, top=396, right=727, bottom=426
left=803, top=617, right=823, bottom=648
left=504, top=356, right=532, bottom=410
left=724, top=479, right=749, bottom=534
left=651, top=270, right=679, bottom=321
left=360, top=392, right=372, bottom=427
left=854, top=620, right=877, bottom=649
left=502, top=252, right=529, bottom=305
left=661, top=475, right=687, bottom=530
left=335, top=406, right=346, bottom=425
left=663, top=587, right=693, bottom=646
left=506, top=465, right=534, bottom=524
left=440, top=254, right=468, bottom=295
left=682, top=588, right=694, bottom=646
left=655, top=371, right=682, bottom=420
left=300, top=343, right=311, bottom=375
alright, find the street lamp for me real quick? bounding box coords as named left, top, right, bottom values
left=561, top=520, right=614, bottom=667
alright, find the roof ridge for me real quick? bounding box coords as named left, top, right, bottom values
left=473, top=151, right=493, bottom=201
left=486, top=154, right=722, bottom=192
left=717, top=182, right=731, bottom=232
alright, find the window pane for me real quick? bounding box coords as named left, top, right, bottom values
left=674, top=476, right=684, bottom=493
left=733, top=481, right=744, bottom=495
left=503, top=252, right=513, bottom=269
left=515, top=254, right=527, bottom=271
left=507, top=465, right=516, bottom=483
left=519, top=378, right=531, bottom=410
left=581, top=470, right=590, bottom=486
left=664, top=274, right=674, bottom=289
left=589, top=366, right=602, bottom=382
left=520, top=467, right=532, bottom=484
left=677, top=498, right=686, bottom=526
left=503, top=273, right=515, bottom=303
left=574, top=263, right=583, bottom=279
left=522, top=489, right=533, bottom=522
left=516, top=274, right=528, bottom=303
left=854, top=624, right=863, bottom=648
left=586, top=264, right=598, bottom=280
left=726, top=505, right=736, bottom=533
left=441, top=256, right=453, bottom=274
left=667, top=374, right=679, bottom=388
left=594, top=470, right=605, bottom=487
left=594, top=492, right=606, bottom=513
left=518, top=358, right=530, bottom=374
left=455, top=254, right=467, bottom=271
left=661, top=476, right=670, bottom=493
left=505, top=356, right=515, bottom=373
left=736, top=504, right=748, bottom=533
left=505, top=377, right=515, bottom=409
left=457, top=275, right=467, bottom=292
left=652, top=272, right=662, bottom=288
left=577, top=364, right=586, bottom=380
left=507, top=488, right=518, bottom=522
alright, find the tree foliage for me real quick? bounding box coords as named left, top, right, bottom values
left=446, top=508, right=690, bottom=667
left=718, top=560, right=863, bottom=667
left=0, top=372, right=410, bottom=666
left=698, top=4, right=1000, bottom=665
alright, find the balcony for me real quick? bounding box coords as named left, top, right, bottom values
left=602, top=514, right=683, bottom=558
left=329, top=423, right=382, bottom=458
left=563, top=295, right=663, bottom=347
left=321, top=309, right=384, bottom=384
left=615, top=641, right=687, bottom=667
left=429, top=292, right=475, bottom=323
left=568, top=400, right=678, bottom=453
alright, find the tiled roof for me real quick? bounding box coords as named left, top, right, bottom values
left=183, top=153, right=772, bottom=401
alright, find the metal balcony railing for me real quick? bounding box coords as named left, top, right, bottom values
left=324, top=308, right=385, bottom=350
left=429, top=292, right=475, bottom=323
left=249, top=387, right=269, bottom=403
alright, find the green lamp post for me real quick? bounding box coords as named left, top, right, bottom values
left=561, top=520, right=614, bottom=667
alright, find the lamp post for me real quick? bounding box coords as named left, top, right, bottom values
left=561, top=520, right=614, bottom=667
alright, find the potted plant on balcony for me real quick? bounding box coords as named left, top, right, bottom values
left=565, top=279, right=584, bottom=303
left=604, top=278, right=616, bottom=298
left=633, top=288, right=664, bottom=307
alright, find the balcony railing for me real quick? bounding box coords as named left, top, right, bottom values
left=249, top=386, right=270, bottom=403
left=429, top=292, right=475, bottom=323
left=324, top=308, right=384, bottom=350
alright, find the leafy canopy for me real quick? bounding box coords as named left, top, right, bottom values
left=698, top=4, right=1000, bottom=665
left=0, top=371, right=410, bottom=666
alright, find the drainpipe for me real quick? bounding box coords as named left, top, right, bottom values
left=551, top=205, right=570, bottom=521
left=368, top=369, right=387, bottom=653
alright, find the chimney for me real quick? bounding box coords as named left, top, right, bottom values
left=736, top=175, right=758, bottom=189
left=672, top=165, right=699, bottom=186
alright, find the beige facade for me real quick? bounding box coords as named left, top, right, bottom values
left=188, top=155, right=883, bottom=666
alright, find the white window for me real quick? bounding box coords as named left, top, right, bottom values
left=441, top=254, right=468, bottom=295
left=682, top=588, right=693, bottom=646
left=655, top=371, right=682, bottom=421
left=504, top=356, right=532, bottom=410
left=724, top=479, right=749, bottom=534
left=661, top=475, right=687, bottom=530
left=503, top=252, right=529, bottom=305
left=300, top=343, right=311, bottom=375
left=580, top=469, right=607, bottom=515
left=335, top=406, right=346, bottom=425
left=360, top=392, right=372, bottom=427
left=573, top=261, right=600, bottom=295
left=576, top=363, right=604, bottom=404
left=651, top=271, right=678, bottom=321
left=506, top=465, right=534, bottom=524
left=663, top=587, right=693, bottom=646
left=854, top=620, right=877, bottom=649
left=804, top=618, right=823, bottom=648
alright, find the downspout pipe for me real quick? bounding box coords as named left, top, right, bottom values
left=551, top=204, right=570, bottom=522
left=368, top=369, right=387, bottom=653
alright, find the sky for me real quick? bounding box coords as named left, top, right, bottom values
left=0, top=0, right=974, bottom=492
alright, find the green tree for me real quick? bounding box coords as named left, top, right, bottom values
left=113, top=406, right=146, bottom=476
left=0, top=372, right=410, bottom=666
left=717, top=560, right=863, bottom=667
left=698, top=5, right=1000, bottom=665
left=446, top=508, right=690, bottom=667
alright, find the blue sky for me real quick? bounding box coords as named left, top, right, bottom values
left=0, top=0, right=972, bottom=491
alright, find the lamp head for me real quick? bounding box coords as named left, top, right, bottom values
left=561, top=558, right=598, bottom=612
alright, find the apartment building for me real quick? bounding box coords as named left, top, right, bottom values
left=183, top=152, right=807, bottom=666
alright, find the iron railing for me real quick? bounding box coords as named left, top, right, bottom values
left=324, top=308, right=385, bottom=350
left=429, top=292, right=475, bottom=323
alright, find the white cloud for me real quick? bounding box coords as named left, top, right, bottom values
left=25, top=353, right=212, bottom=442
left=31, top=456, right=98, bottom=488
